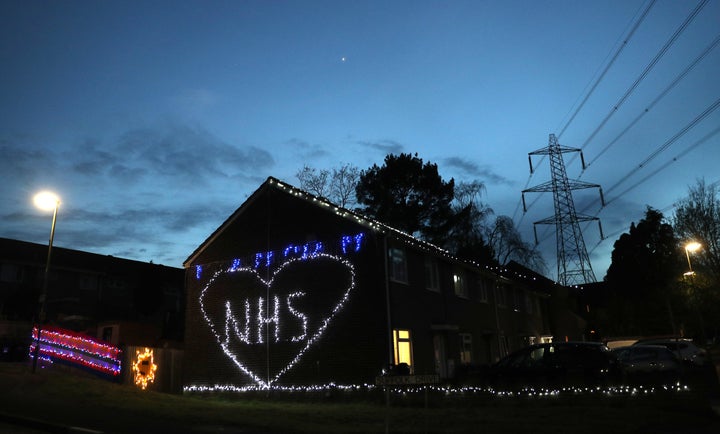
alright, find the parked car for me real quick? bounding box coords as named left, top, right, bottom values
left=632, top=338, right=708, bottom=366
left=486, top=342, right=620, bottom=390
left=613, top=345, right=683, bottom=385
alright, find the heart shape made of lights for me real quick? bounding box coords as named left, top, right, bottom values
left=199, top=253, right=356, bottom=388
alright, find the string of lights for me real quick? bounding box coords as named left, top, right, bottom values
left=183, top=382, right=689, bottom=398
left=28, top=326, right=122, bottom=377
left=198, top=252, right=357, bottom=389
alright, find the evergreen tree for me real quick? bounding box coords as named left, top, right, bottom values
left=604, top=208, right=683, bottom=336
left=355, top=153, right=456, bottom=247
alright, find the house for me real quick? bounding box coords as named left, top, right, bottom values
left=183, top=177, right=562, bottom=389
left=0, top=237, right=184, bottom=352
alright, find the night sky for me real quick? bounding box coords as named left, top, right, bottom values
left=2, top=0, right=718, bottom=281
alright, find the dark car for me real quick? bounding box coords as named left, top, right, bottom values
left=613, top=345, right=683, bottom=385
left=486, top=342, right=620, bottom=391
left=632, top=338, right=708, bottom=366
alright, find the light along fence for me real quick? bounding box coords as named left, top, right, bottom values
left=29, top=326, right=122, bottom=379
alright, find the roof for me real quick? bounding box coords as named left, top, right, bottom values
left=0, top=237, right=182, bottom=276
left=181, top=177, right=557, bottom=293
left=183, top=176, right=456, bottom=267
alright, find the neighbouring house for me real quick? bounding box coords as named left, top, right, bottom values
left=182, top=177, right=579, bottom=390
left=0, top=237, right=185, bottom=353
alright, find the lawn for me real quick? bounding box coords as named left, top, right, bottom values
left=1, top=362, right=719, bottom=433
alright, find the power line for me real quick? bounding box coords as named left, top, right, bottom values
left=573, top=0, right=710, bottom=159
left=605, top=123, right=720, bottom=206
left=583, top=32, right=720, bottom=171
left=602, top=96, right=720, bottom=200
left=514, top=1, right=655, bottom=227
left=556, top=0, right=656, bottom=139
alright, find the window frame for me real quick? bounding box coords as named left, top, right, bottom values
left=388, top=247, right=409, bottom=284
left=459, top=333, right=473, bottom=365
left=477, top=277, right=490, bottom=302
left=424, top=257, right=440, bottom=292
left=393, top=329, right=414, bottom=372
left=453, top=270, right=468, bottom=298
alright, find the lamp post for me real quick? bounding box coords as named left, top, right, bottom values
left=31, top=191, right=60, bottom=373
left=684, top=241, right=702, bottom=276
left=683, top=241, right=704, bottom=344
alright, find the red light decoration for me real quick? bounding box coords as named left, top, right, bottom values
left=29, top=326, right=122, bottom=377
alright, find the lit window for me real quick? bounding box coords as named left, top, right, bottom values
left=453, top=272, right=467, bottom=298
left=424, top=258, right=440, bottom=291
left=388, top=248, right=408, bottom=283
left=393, top=329, right=413, bottom=371
left=459, top=333, right=473, bottom=364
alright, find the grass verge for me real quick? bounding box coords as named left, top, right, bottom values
left=1, top=362, right=719, bottom=433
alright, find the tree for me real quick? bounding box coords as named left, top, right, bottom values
left=296, top=163, right=360, bottom=208
left=672, top=179, right=720, bottom=341
left=604, top=208, right=683, bottom=336
left=673, top=179, right=720, bottom=281
left=355, top=153, right=456, bottom=246
left=448, top=181, right=495, bottom=264
left=486, top=215, right=546, bottom=273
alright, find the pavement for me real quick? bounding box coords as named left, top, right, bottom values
left=0, top=413, right=103, bottom=434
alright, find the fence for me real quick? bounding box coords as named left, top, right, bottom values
left=122, top=346, right=184, bottom=394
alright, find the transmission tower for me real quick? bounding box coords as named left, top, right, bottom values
left=522, top=134, right=605, bottom=286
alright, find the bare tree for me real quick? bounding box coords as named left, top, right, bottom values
left=296, top=163, right=360, bottom=209
left=486, top=215, right=546, bottom=273
left=673, top=178, right=720, bottom=281
left=672, top=180, right=720, bottom=341
left=329, top=163, right=360, bottom=209
left=296, top=165, right=330, bottom=198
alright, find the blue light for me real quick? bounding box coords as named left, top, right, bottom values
left=341, top=232, right=365, bottom=253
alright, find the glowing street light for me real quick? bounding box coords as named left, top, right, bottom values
left=31, top=190, right=60, bottom=373
left=684, top=241, right=702, bottom=277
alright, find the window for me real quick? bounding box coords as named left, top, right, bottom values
left=459, top=333, right=473, bottom=364
left=388, top=248, right=408, bottom=283
left=424, top=257, right=440, bottom=291
left=393, top=329, right=413, bottom=371
left=513, top=288, right=522, bottom=312
left=453, top=271, right=467, bottom=298
left=477, top=278, right=489, bottom=302
left=496, top=283, right=507, bottom=307
left=499, top=335, right=509, bottom=359
left=525, top=292, right=534, bottom=314
left=0, top=263, right=23, bottom=283
left=79, top=274, right=98, bottom=291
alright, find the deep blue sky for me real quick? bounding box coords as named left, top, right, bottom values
left=2, top=0, right=719, bottom=282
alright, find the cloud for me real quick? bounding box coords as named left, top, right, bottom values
left=443, top=157, right=514, bottom=186
left=285, top=138, right=331, bottom=160
left=112, top=123, right=275, bottom=187
left=356, top=139, right=404, bottom=155
left=0, top=122, right=278, bottom=266
left=171, top=88, right=222, bottom=117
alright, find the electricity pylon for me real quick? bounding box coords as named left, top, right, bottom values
left=522, top=134, right=604, bottom=286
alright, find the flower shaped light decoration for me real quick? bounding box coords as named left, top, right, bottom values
left=132, top=347, right=158, bottom=390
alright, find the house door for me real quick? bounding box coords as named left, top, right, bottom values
left=433, top=333, right=448, bottom=379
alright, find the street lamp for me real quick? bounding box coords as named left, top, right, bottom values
left=684, top=241, right=702, bottom=277
left=31, top=190, right=60, bottom=373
